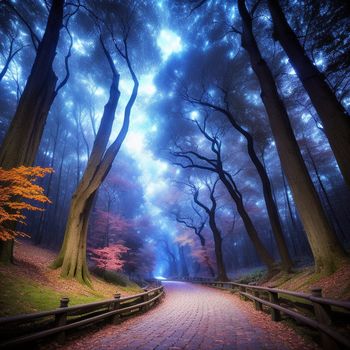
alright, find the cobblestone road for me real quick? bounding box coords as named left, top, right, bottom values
left=60, top=281, right=317, bottom=350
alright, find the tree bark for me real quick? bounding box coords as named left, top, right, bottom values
left=193, top=184, right=229, bottom=281
left=178, top=244, right=189, bottom=277
left=208, top=214, right=228, bottom=281
left=304, top=142, right=347, bottom=241
left=0, top=0, right=64, bottom=263
left=238, top=0, right=346, bottom=273
left=219, top=172, right=275, bottom=271
left=209, top=103, right=292, bottom=270
left=52, top=38, right=138, bottom=285
left=268, top=0, right=350, bottom=188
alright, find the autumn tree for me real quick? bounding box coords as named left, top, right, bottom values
left=0, top=0, right=72, bottom=263
left=89, top=244, right=129, bottom=272
left=0, top=166, right=52, bottom=245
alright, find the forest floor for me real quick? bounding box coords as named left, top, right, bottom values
left=258, top=263, right=350, bottom=300
left=0, top=240, right=142, bottom=317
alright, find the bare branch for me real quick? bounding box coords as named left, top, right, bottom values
left=4, top=0, right=40, bottom=50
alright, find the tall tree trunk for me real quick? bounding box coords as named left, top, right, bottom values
left=52, top=131, right=68, bottom=231
left=282, top=171, right=300, bottom=256
left=208, top=214, right=228, bottom=281
left=304, top=142, right=347, bottom=241
left=52, top=191, right=96, bottom=286
left=52, top=39, right=139, bottom=285
left=0, top=0, right=64, bottom=263
left=178, top=244, right=189, bottom=277
left=35, top=120, right=61, bottom=245
left=192, top=183, right=229, bottom=280
left=230, top=118, right=292, bottom=270
left=219, top=172, right=275, bottom=271
left=162, top=239, right=178, bottom=277
left=268, top=0, right=350, bottom=188
left=238, top=0, right=346, bottom=273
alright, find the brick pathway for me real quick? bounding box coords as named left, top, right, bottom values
left=59, top=281, right=318, bottom=350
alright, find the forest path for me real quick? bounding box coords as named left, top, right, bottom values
left=58, top=281, right=317, bottom=350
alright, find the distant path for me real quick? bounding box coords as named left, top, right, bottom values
left=58, top=281, right=317, bottom=350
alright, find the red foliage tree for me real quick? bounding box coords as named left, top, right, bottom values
left=89, top=243, right=129, bottom=271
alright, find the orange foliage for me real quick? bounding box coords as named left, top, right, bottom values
left=0, top=166, right=53, bottom=241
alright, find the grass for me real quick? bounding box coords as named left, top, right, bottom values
left=0, top=242, right=145, bottom=317
left=0, top=272, right=108, bottom=317
left=0, top=271, right=143, bottom=317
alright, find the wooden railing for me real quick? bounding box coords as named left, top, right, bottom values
left=190, top=279, right=350, bottom=349
left=0, top=285, right=164, bottom=349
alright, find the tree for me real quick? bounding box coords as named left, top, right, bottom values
left=89, top=243, right=129, bottom=271
left=184, top=89, right=293, bottom=271
left=173, top=119, right=276, bottom=272
left=237, top=0, right=346, bottom=273
left=52, top=31, right=139, bottom=285
left=175, top=205, right=215, bottom=277
left=0, top=0, right=70, bottom=263
left=267, top=0, right=350, bottom=188
left=160, top=238, right=178, bottom=277
left=0, top=166, right=52, bottom=243
left=190, top=179, right=229, bottom=281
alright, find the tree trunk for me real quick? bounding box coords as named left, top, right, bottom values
left=208, top=215, right=228, bottom=281
left=268, top=0, right=350, bottom=188
left=231, top=118, right=292, bottom=270
left=238, top=0, right=346, bottom=273
left=52, top=39, right=138, bottom=285
left=193, top=226, right=215, bottom=277
left=178, top=245, right=189, bottom=277
left=35, top=120, right=61, bottom=245
left=219, top=172, right=275, bottom=271
left=51, top=191, right=96, bottom=286
left=0, top=0, right=64, bottom=263
left=304, top=143, right=347, bottom=241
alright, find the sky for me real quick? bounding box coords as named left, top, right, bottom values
left=120, top=26, right=184, bottom=244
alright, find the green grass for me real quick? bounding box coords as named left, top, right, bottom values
left=90, top=268, right=142, bottom=293
left=0, top=269, right=143, bottom=317
left=0, top=272, right=107, bottom=317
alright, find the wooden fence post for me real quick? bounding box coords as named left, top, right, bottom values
left=311, top=287, right=339, bottom=350
left=268, top=291, right=281, bottom=321
left=240, top=286, right=247, bottom=300
left=142, top=288, right=149, bottom=312
left=111, top=293, right=121, bottom=324
left=55, top=297, right=69, bottom=344
left=253, top=291, right=262, bottom=311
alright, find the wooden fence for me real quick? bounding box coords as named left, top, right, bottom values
left=190, top=279, right=350, bottom=349
left=0, top=285, right=164, bottom=349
